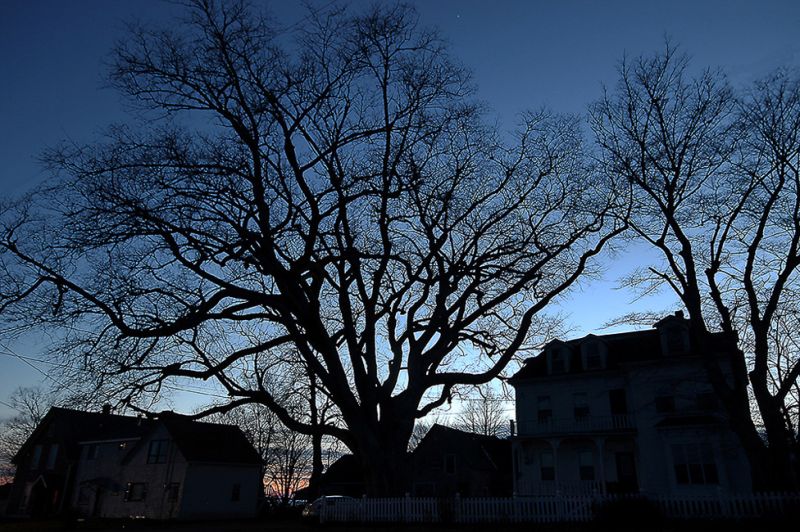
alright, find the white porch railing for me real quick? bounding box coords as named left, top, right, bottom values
left=516, top=414, right=634, bottom=436
left=318, top=492, right=800, bottom=523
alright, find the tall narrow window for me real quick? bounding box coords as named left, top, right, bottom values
left=147, top=439, right=169, bottom=464
left=578, top=450, right=595, bottom=481
left=609, top=389, right=627, bottom=415
left=46, top=444, right=59, bottom=470
left=30, top=444, right=43, bottom=469
left=551, top=350, right=567, bottom=374
left=537, top=396, right=552, bottom=424
left=585, top=343, right=602, bottom=370
left=573, top=393, right=589, bottom=420
left=540, top=451, right=555, bottom=481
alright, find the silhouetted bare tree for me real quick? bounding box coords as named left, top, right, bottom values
left=455, top=384, right=510, bottom=438
left=0, top=387, right=57, bottom=482
left=592, top=44, right=800, bottom=489
left=0, top=1, right=622, bottom=494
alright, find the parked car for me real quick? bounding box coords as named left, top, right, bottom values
left=302, top=495, right=358, bottom=521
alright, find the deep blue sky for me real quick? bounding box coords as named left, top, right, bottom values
left=1, top=0, right=799, bottom=416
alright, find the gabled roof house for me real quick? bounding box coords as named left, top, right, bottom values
left=7, top=406, right=262, bottom=520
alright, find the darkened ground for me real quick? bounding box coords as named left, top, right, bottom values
left=0, top=518, right=791, bottom=532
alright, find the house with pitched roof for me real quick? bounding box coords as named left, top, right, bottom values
left=410, top=424, right=511, bottom=497
left=7, top=407, right=263, bottom=520
left=6, top=405, right=155, bottom=517
left=509, top=312, right=752, bottom=497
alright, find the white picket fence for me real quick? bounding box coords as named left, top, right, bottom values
left=318, top=492, right=800, bottom=523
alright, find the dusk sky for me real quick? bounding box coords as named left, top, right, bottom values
left=1, top=0, right=799, bottom=418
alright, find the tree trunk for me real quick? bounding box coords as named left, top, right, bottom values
left=690, top=324, right=784, bottom=491
left=751, top=374, right=799, bottom=490
left=350, top=412, right=415, bottom=496
left=307, top=371, right=324, bottom=493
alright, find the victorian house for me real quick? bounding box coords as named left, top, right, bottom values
left=509, top=312, right=752, bottom=496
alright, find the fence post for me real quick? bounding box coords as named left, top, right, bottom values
left=320, top=497, right=326, bottom=524
left=454, top=492, right=461, bottom=523
left=405, top=492, right=411, bottom=523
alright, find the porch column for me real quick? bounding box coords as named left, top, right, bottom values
left=594, top=437, right=607, bottom=495
left=549, top=438, right=562, bottom=494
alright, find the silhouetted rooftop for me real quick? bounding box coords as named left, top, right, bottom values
left=510, top=318, right=737, bottom=383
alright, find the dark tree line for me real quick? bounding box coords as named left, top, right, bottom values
left=1, top=2, right=798, bottom=493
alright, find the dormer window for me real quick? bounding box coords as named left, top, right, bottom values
left=547, top=343, right=570, bottom=374
left=552, top=353, right=566, bottom=374
left=582, top=339, right=606, bottom=370
left=655, top=312, right=690, bottom=355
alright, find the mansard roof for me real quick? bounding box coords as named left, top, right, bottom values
left=510, top=318, right=736, bottom=383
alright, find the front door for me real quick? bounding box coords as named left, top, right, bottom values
left=615, top=452, right=638, bottom=493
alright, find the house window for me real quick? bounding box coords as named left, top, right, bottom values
left=125, top=482, right=147, bottom=501
left=537, top=396, right=552, bottom=424
left=165, top=483, right=180, bottom=502
left=655, top=395, right=675, bottom=414
left=540, top=451, right=555, bottom=481
left=551, top=350, right=568, bottom=374
left=147, top=439, right=169, bottom=464
left=672, top=444, right=719, bottom=485
left=30, top=444, right=43, bottom=469
left=445, top=454, right=457, bottom=475
left=231, top=483, right=241, bottom=502
left=578, top=450, right=595, bottom=481
left=666, top=327, right=686, bottom=353
left=573, top=393, right=589, bottom=420
left=523, top=445, right=535, bottom=465
left=585, top=343, right=603, bottom=370
left=609, top=389, right=627, bottom=415
left=87, top=444, right=99, bottom=460
left=46, top=444, right=59, bottom=469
